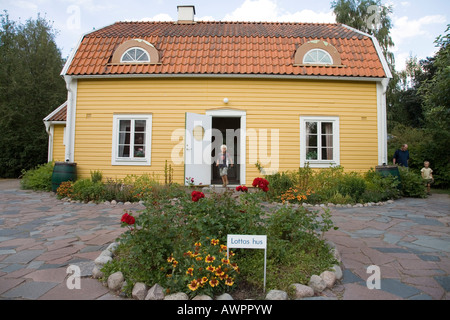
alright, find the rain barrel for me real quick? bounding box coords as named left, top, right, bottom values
left=375, top=165, right=401, bottom=188
left=51, top=162, right=77, bottom=192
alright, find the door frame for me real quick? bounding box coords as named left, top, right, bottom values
left=206, top=109, right=246, bottom=186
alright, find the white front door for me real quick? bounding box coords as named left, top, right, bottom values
left=185, top=112, right=212, bottom=186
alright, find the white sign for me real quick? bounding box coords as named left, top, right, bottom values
left=227, top=234, right=267, bottom=292
left=227, top=234, right=267, bottom=249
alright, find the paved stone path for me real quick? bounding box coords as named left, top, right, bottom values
left=325, top=195, right=450, bottom=300
left=0, top=179, right=449, bottom=300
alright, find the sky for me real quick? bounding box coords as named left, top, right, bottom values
left=2, top=0, right=449, bottom=71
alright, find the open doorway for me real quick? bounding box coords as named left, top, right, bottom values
left=211, top=117, right=241, bottom=185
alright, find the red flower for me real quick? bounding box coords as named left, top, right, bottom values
left=121, top=213, right=135, bottom=225
left=191, top=191, right=205, bottom=202
left=252, top=178, right=269, bottom=192
left=236, top=185, right=248, bottom=192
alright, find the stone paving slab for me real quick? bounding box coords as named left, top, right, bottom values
left=0, top=179, right=449, bottom=300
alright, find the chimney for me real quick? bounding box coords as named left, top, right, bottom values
left=177, top=5, right=196, bottom=24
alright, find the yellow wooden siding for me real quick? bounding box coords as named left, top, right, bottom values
left=52, top=124, right=66, bottom=162
left=74, top=78, right=379, bottom=183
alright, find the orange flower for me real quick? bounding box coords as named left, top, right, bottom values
left=209, top=278, right=219, bottom=288
left=210, top=239, right=220, bottom=246
left=225, top=277, right=234, bottom=286
left=221, top=258, right=230, bottom=265
left=206, top=265, right=216, bottom=272
left=194, top=242, right=202, bottom=247
left=172, top=260, right=178, bottom=268
left=215, top=267, right=225, bottom=277
left=188, top=279, right=199, bottom=291
left=167, top=255, right=174, bottom=263
left=205, top=254, right=215, bottom=263
left=201, top=277, right=208, bottom=285
left=186, top=267, right=194, bottom=276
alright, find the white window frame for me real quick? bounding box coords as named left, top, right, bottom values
left=112, top=114, right=152, bottom=166
left=300, top=116, right=340, bottom=168
left=120, top=47, right=151, bottom=63
left=302, top=48, right=333, bottom=65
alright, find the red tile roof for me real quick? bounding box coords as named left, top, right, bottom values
left=65, top=21, right=387, bottom=78
left=44, top=101, right=67, bottom=122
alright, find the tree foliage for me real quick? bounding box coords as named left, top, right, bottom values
left=0, top=11, right=66, bottom=177
left=331, top=0, right=395, bottom=68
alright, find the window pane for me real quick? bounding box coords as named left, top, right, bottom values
left=119, top=145, right=130, bottom=158
left=135, top=120, right=146, bottom=132
left=322, top=148, right=333, bottom=160
left=306, top=122, right=317, bottom=134
left=119, top=120, right=131, bottom=132
left=134, top=132, right=145, bottom=145
left=119, top=132, right=130, bottom=145
left=306, top=148, right=318, bottom=160
left=321, top=122, right=333, bottom=134
left=308, top=134, right=317, bottom=147
left=321, top=135, right=333, bottom=147
left=134, top=146, right=145, bottom=158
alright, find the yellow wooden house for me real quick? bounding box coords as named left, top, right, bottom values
left=45, top=5, right=391, bottom=186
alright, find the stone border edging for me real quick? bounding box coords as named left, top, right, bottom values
left=92, top=241, right=343, bottom=300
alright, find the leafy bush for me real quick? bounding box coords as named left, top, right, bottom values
left=398, top=167, right=427, bottom=198
left=71, top=179, right=105, bottom=202
left=103, top=189, right=338, bottom=297
left=20, top=162, right=54, bottom=191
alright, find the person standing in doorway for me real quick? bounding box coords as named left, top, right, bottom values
left=393, top=144, right=410, bottom=167
left=216, top=144, right=233, bottom=187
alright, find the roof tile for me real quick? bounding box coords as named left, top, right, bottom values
left=65, top=21, right=386, bottom=78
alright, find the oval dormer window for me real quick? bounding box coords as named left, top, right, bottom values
left=303, top=49, right=333, bottom=65
left=120, top=47, right=150, bottom=63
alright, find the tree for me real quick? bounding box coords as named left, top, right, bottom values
left=331, top=0, right=395, bottom=68
left=418, top=25, right=450, bottom=187
left=0, top=11, right=66, bottom=178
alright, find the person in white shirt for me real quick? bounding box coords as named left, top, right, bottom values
left=421, top=161, right=434, bottom=195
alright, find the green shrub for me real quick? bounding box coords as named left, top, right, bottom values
left=103, top=189, right=338, bottom=297
left=90, top=170, right=103, bottom=183
left=398, top=167, right=427, bottom=198
left=20, top=162, right=54, bottom=191
left=337, top=172, right=367, bottom=203
left=71, top=179, right=105, bottom=202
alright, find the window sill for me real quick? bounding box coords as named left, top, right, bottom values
left=302, top=161, right=339, bottom=168
left=112, top=158, right=151, bottom=166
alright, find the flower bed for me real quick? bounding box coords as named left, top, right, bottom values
left=98, top=178, right=339, bottom=299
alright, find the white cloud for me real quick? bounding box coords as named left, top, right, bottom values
left=222, top=0, right=335, bottom=23
left=11, top=0, right=39, bottom=11
left=139, top=13, right=173, bottom=22
left=391, top=14, right=447, bottom=46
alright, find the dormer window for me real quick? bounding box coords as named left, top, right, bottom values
left=303, top=49, right=333, bottom=65
left=294, top=40, right=342, bottom=66
left=111, top=39, right=160, bottom=64
left=121, top=47, right=150, bottom=63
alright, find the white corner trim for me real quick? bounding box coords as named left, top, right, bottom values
left=47, top=125, right=54, bottom=162
left=341, top=24, right=392, bottom=79
left=64, top=76, right=77, bottom=162
left=377, top=79, right=389, bottom=165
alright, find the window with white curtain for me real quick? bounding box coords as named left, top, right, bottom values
left=300, top=116, right=339, bottom=168
left=112, top=114, right=152, bottom=165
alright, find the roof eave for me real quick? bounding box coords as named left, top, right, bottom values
left=65, top=73, right=388, bottom=82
